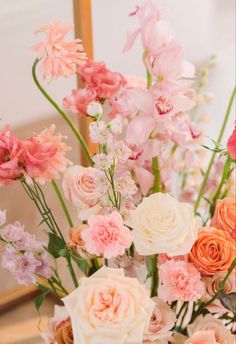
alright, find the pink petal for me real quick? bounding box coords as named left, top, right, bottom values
left=126, top=114, right=156, bottom=144
left=123, top=28, right=141, bottom=53
left=134, top=166, right=154, bottom=195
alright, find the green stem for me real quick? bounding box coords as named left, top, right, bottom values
left=191, top=258, right=236, bottom=321
left=194, top=87, right=236, bottom=214
left=147, top=255, right=158, bottom=297
left=32, top=58, right=93, bottom=166
left=51, top=180, right=74, bottom=228
left=152, top=157, right=161, bottom=193
left=66, top=254, right=79, bottom=288
left=210, top=156, right=231, bottom=216
left=51, top=276, right=69, bottom=295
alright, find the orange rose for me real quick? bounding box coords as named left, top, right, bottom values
left=55, top=318, right=73, bottom=344
left=189, top=227, right=235, bottom=275
left=211, top=197, right=236, bottom=239
left=69, top=224, right=87, bottom=249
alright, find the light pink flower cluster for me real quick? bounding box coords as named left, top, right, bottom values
left=0, top=125, right=71, bottom=186
left=0, top=214, right=52, bottom=285
left=33, top=21, right=87, bottom=79
left=158, top=260, right=205, bottom=302
left=81, top=211, right=133, bottom=259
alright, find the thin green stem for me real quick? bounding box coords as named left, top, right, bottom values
left=51, top=180, right=74, bottom=228
left=191, top=258, right=236, bottom=321
left=194, top=87, right=236, bottom=214
left=147, top=255, right=158, bottom=297
left=51, top=276, right=69, bottom=295
left=32, top=58, right=93, bottom=166
left=152, top=157, right=161, bottom=193
left=210, top=156, right=231, bottom=215
left=66, top=255, right=79, bottom=288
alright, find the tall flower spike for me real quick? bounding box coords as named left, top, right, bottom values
left=33, top=21, right=87, bottom=80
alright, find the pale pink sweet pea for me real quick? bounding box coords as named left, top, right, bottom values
left=81, top=211, right=133, bottom=259
left=227, top=126, right=236, bottom=160
left=158, top=260, right=205, bottom=302
left=22, top=125, right=71, bottom=184
left=33, top=21, right=87, bottom=80
left=143, top=297, right=176, bottom=343
left=63, top=88, right=97, bottom=117
left=0, top=126, right=23, bottom=186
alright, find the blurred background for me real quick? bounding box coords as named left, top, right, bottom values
left=0, top=0, right=235, bottom=343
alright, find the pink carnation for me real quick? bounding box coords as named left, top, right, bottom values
left=63, top=88, right=97, bottom=117
left=0, top=126, right=23, bottom=186
left=158, top=260, right=205, bottom=302
left=33, top=21, right=87, bottom=79
left=81, top=211, right=133, bottom=259
left=77, top=59, right=126, bottom=99
left=21, top=125, right=71, bottom=184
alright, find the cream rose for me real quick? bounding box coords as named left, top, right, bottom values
left=62, top=266, right=155, bottom=344
left=62, top=165, right=101, bottom=220
left=130, top=193, right=197, bottom=256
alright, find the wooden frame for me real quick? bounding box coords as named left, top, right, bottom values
left=1, top=1, right=95, bottom=311
left=73, top=0, right=98, bottom=165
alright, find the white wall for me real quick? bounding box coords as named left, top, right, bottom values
left=0, top=0, right=76, bottom=128
left=92, top=0, right=235, bottom=143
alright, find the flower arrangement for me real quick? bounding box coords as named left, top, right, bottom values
left=1, top=1, right=236, bottom=343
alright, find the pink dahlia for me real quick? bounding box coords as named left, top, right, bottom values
left=22, top=125, right=71, bottom=184
left=33, top=21, right=87, bottom=79
left=0, top=126, right=23, bottom=186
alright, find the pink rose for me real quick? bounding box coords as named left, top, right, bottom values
left=62, top=266, right=155, bottom=344
left=63, top=88, right=97, bottom=117
left=0, top=125, right=23, bottom=185
left=21, top=125, right=71, bottom=184
left=158, top=260, right=205, bottom=302
left=81, top=211, right=133, bottom=259
left=143, top=297, right=176, bottom=343
left=227, top=126, right=236, bottom=160
left=185, top=330, right=219, bottom=344
left=187, top=314, right=235, bottom=344
left=62, top=165, right=101, bottom=221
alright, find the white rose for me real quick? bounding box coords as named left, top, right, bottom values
left=62, top=165, right=102, bottom=221
left=62, top=266, right=155, bottom=344
left=130, top=193, right=197, bottom=256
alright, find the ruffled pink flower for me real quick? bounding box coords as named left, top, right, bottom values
left=77, top=59, right=126, bottom=99
left=33, top=21, right=87, bottom=79
left=227, top=126, right=236, bottom=160
left=0, top=126, right=23, bottom=186
left=22, top=125, right=71, bottom=184
left=158, top=260, right=205, bottom=302
left=63, top=88, right=97, bottom=117
left=81, top=211, right=133, bottom=259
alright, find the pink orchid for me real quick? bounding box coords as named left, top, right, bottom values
left=124, top=0, right=173, bottom=54
left=33, top=21, right=87, bottom=79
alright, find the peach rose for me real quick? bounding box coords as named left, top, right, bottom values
left=130, top=193, right=197, bottom=256
left=143, top=297, right=176, bottom=343
left=211, top=197, right=236, bottom=239
left=187, top=314, right=235, bottom=344
left=55, top=318, right=73, bottom=344
left=62, top=165, right=102, bottom=221
left=185, top=330, right=219, bottom=344
left=189, top=227, right=235, bottom=275
left=62, top=266, right=154, bottom=344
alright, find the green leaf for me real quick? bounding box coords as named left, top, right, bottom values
left=219, top=291, right=236, bottom=313
left=36, top=284, right=51, bottom=292
left=47, top=232, right=65, bottom=258
left=34, top=291, right=49, bottom=312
